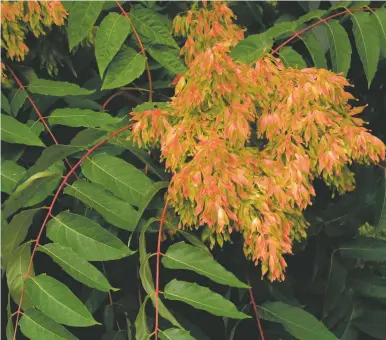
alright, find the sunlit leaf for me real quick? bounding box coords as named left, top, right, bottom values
left=231, top=34, right=273, bottom=64
left=82, top=153, right=152, bottom=206
left=265, top=21, right=297, bottom=39
left=38, top=243, right=115, bottom=292
left=9, top=89, right=28, bottom=117
left=101, top=48, right=146, bottom=90
left=25, top=274, right=99, bottom=327
left=2, top=92, right=12, bottom=114
left=46, top=211, right=133, bottom=261
left=159, top=328, right=196, bottom=340
left=259, top=302, right=337, bottom=340
left=49, top=108, right=120, bottom=128
left=6, top=242, right=35, bottom=310
left=95, top=12, right=132, bottom=77
left=1, top=114, right=45, bottom=147
left=351, top=12, right=380, bottom=87
left=135, top=296, right=151, bottom=340
left=147, top=46, right=187, bottom=75
left=2, top=170, right=60, bottom=219
left=20, top=309, right=78, bottom=340
left=164, top=280, right=250, bottom=319
left=1, top=160, right=26, bottom=194
left=64, top=179, right=138, bottom=230
left=1, top=208, right=39, bottom=269
left=28, top=79, right=94, bottom=96
left=139, top=220, right=183, bottom=328
left=130, top=5, right=178, bottom=48
left=162, top=242, right=248, bottom=288
left=67, top=1, right=104, bottom=50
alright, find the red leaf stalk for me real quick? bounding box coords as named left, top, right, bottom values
left=115, top=1, right=153, bottom=102
left=12, top=124, right=133, bottom=339
left=247, top=278, right=265, bottom=340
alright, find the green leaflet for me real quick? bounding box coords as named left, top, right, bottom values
left=351, top=12, right=380, bottom=87
left=2, top=169, right=61, bottom=219
left=9, top=89, right=28, bottom=117
left=159, top=328, right=196, bottom=340
left=265, top=21, right=297, bottom=39
left=135, top=296, right=151, bottom=340
left=230, top=34, right=273, bottom=64
left=6, top=242, right=35, bottom=310
left=1, top=114, right=45, bottom=147
left=25, top=274, right=99, bottom=327
left=81, top=153, right=153, bottom=207
left=353, top=311, right=386, bottom=339
left=372, top=8, right=386, bottom=58
left=67, top=1, right=104, bottom=50
left=28, top=79, right=95, bottom=96
left=95, top=12, right=132, bottom=77
left=26, top=145, right=83, bottom=177
left=349, top=272, right=386, bottom=298
left=1, top=92, right=12, bottom=114
left=101, top=48, right=147, bottom=90
left=130, top=5, right=178, bottom=48
left=301, top=30, right=328, bottom=68
left=1, top=208, right=39, bottom=269
left=162, top=242, right=249, bottom=288
left=139, top=219, right=183, bottom=329
left=258, top=302, right=337, bottom=340
left=38, top=243, right=115, bottom=292
left=64, top=179, right=138, bottom=231
left=48, top=108, right=121, bottom=128
left=46, top=211, right=134, bottom=261
left=338, top=237, right=386, bottom=261
left=164, top=280, right=250, bottom=319
left=279, top=46, right=307, bottom=69
left=324, top=19, right=352, bottom=76
left=20, top=309, right=78, bottom=340
left=375, top=170, right=386, bottom=235
left=1, top=160, right=26, bottom=194
left=147, top=46, right=187, bottom=75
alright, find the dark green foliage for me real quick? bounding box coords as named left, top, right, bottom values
left=1, top=1, right=386, bottom=340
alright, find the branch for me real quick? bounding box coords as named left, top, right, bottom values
left=5, top=64, right=78, bottom=179
left=270, top=7, right=372, bottom=55
left=115, top=1, right=153, bottom=102
left=12, top=124, right=133, bottom=340
left=247, top=277, right=265, bottom=340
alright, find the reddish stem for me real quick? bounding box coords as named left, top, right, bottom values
left=154, top=200, right=169, bottom=340
left=102, top=91, right=142, bottom=111
left=115, top=1, right=153, bottom=102
left=247, top=278, right=265, bottom=340
left=271, top=7, right=370, bottom=55
left=5, top=64, right=78, bottom=178
left=12, top=124, right=133, bottom=340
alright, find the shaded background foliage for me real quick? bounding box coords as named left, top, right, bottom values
left=1, top=1, right=386, bottom=340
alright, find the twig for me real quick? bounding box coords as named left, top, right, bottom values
left=247, top=277, right=265, bottom=340
left=271, top=7, right=371, bottom=55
